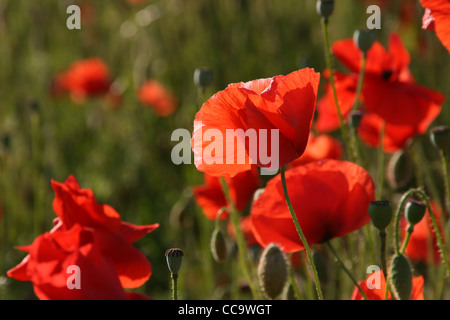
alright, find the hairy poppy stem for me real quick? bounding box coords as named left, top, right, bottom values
left=325, top=240, right=368, bottom=300
left=280, top=166, right=324, bottom=300
left=219, top=177, right=262, bottom=299
left=171, top=273, right=178, bottom=300
left=393, top=188, right=450, bottom=276
left=320, top=18, right=353, bottom=162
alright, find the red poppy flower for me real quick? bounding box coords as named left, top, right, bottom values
left=137, top=79, right=178, bottom=117
left=250, top=159, right=375, bottom=252
left=191, top=68, right=320, bottom=178
left=420, top=0, right=450, bottom=54
left=7, top=176, right=158, bottom=300
left=193, top=167, right=260, bottom=220
left=288, top=132, right=343, bottom=167
left=351, top=269, right=424, bottom=300
left=51, top=57, right=113, bottom=103
left=331, top=33, right=444, bottom=127
left=401, top=201, right=444, bottom=265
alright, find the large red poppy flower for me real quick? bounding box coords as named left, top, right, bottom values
left=192, top=167, right=260, bottom=220
left=7, top=176, right=158, bottom=300
left=420, top=0, right=450, bottom=54
left=51, top=57, right=113, bottom=104
left=288, top=132, right=343, bottom=168
left=351, top=269, right=424, bottom=300
left=401, top=201, right=443, bottom=265
left=137, top=79, right=178, bottom=117
left=330, top=33, right=444, bottom=127
left=191, top=68, right=320, bottom=178
left=250, top=159, right=375, bottom=252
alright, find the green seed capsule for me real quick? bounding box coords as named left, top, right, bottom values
left=389, top=254, right=413, bottom=300
left=368, top=201, right=393, bottom=231
left=210, top=228, right=228, bottom=263
left=348, top=110, right=363, bottom=129
left=257, top=243, right=288, bottom=299
left=386, top=150, right=414, bottom=190
left=405, top=200, right=427, bottom=226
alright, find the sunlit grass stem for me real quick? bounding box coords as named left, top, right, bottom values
left=280, top=166, right=323, bottom=300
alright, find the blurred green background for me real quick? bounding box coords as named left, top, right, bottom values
left=0, top=0, right=449, bottom=300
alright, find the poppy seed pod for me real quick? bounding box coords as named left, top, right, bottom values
left=165, top=248, right=184, bottom=274
left=348, top=110, right=363, bottom=129
left=430, top=126, right=450, bottom=151
left=193, top=67, right=214, bottom=89
left=210, top=228, right=228, bottom=263
left=368, top=200, right=393, bottom=231
left=316, top=0, right=334, bottom=19
left=389, top=253, right=413, bottom=300
left=405, top=200, right=427, bottom=227
left=353, top=29, right=376, bottom=53
left=257, top=243, right=288, bottom=299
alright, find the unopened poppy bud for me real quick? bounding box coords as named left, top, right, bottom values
left=316, top=0, right=334, bottom=19
left=353, top=29, right=376, bottom=53
left=389, top=253, right=413, bottom=300
left=348, top=110, right=363, bottom=129
left=312, top=250, right=328, bottom=284
left=193, top=67, right=214, bottom=89
left=368, top=200, right=392, bottom=231
left=405, top=200, right=426, bottom=227
left=165, top=248, right=184, bottom=275
left=430, top=126, right=450, bottom=151
left=386, top=150, right=414, bottom=190
left=257, top=243, right=288, bottom=299
left=210, top=228, right=228, bottom=263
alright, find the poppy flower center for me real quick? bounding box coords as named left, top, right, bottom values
left=381, top=70, right=393, bottom=81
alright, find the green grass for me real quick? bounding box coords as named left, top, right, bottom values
left=0, top=0, right=449, bottom=300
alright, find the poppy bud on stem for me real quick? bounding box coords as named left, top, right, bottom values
left=400, top=200, right=427, bottom=254
left=165, top=248, right=184, bottom=300
left=368, top=200, right=392, bottom=292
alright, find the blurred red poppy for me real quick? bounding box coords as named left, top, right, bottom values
left=288, top=132, right=343, bottom=167
left=331, top=33, right=444, bottom=126
left=193, top=167, right=260, bottom=220
left=351, top=269, right=424, bottom=300
left=420, top=0, right=450, bottom=54
left=250, top=159, right=375, bottom=252
left=401, top=201, right=444, bottom=265
left=51, top=57, right=114, bottom=104
left=191, top=68, right=320, bottom=177
left=137, top=79, right=178, bottom=117
left=7, top=176, right=158, bottom=300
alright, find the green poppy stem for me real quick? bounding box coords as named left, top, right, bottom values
left=376, top=121, right=386, bottom=200
left=280, top=166, right=323, bottom=300
left=219, top=177, right=261, bottom=299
